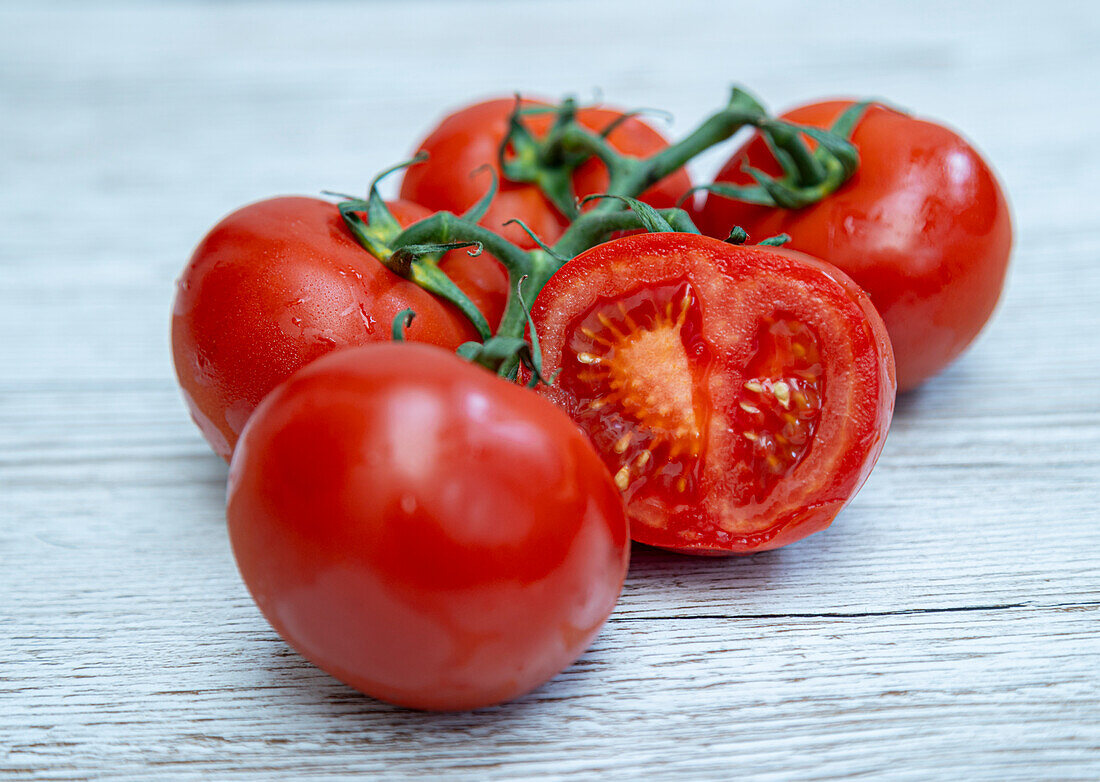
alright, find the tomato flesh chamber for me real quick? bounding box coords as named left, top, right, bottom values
left=561, top=284, right=825, bottom=527
left=735, top=317, right=824, bottom=504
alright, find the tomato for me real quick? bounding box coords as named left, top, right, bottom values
left=400, top=97, right=693, bottom=249
left=693, top=101, right=1012, bottom=391
left=226, top=343, right=629, bottom=711
left=172, top=196, right=507, bottom=459
left=531, top=233, right=895, bottom=554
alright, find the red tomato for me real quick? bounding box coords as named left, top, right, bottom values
left=400, top=97, right=693, bottom=249
left=693, top=101, right=1012, bottom=391
left=227, top=343, right=629, bottom=711
left=531, top=233, right=895, bottom=555
left=172, top=196, right=507, bottom=460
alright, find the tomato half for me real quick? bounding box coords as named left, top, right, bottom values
left=693, top=101, right=1012, bottom=391
left=399, top=97, right=693, bottom=249
left=531, top=233, right=895, bottom=554
left=227, top=343, right=629, bottom=711
left=172, top=196, right=507, bottom=459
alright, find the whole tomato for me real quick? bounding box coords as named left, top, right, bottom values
left=693, top=101, right=1012, bottom=392
left=531, top=233, right=895, bottom=554
left=400, top=97, right=693, bottom=249
left=227, top=343, right=630, bottom=711
left=172, top=196, right=507, bottom=459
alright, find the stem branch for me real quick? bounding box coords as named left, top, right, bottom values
left=553, top=208, right=698, bottom=259
left=393, top=212, right=531, bottom=280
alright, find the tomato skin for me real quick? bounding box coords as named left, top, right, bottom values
left=693, top=101, right=1012, bottom=392
left=531, top=232, right=895, bottom=555
left=226, top=343, right=629, bottom=711
left=172, top=196, right=506, bottom=460
left=400, top=97, right=693, bottom=249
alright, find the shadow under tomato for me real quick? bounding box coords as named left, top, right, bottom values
left=245, top=621, right=618, bottom=724
left=612, top=497, right=893, bottom=618
left=891, top=351, right=990, bottom=423
left=190, top=452, right=229, bottom=520
left=620, top=540, right=794, bottom=605
left=893, top=384, right=930, bottom=420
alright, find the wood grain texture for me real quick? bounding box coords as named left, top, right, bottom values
left=2, top=1, right=1098, bottom=779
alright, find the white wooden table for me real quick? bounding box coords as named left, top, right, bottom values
left=3, top=1, right=1098, bottom=778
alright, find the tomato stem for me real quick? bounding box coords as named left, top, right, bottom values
left=760, top=119, right=827, bottom=184
left=551, top=207, right=697, bottom=260
left=495, top=250, right=557, bottom=344
left=499, top=97, right=584, bottom=221
left=392, top=211, right=542, bottom=346
left=393, top=211, right=532, bottom=279
left=689, top=104, right=868, bottom=211
left=391, top=309, right=415, bottom=341
left=609, top=88, right=771, bottom=201
left=389, top=207, right=696, bottom=349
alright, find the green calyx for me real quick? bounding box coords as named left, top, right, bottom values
left=335, top=155, right=495, bottom=341
left=692, top=101, right=870, bottom=210
left=498, top=96, right=587, bottom=221
left=391, top=309, right=416, bottom=341
left=724, top=226, right=792, bottom=247
left=331, top=152, right=429, bottom=255
left=579, top=194, right=675, bottom=233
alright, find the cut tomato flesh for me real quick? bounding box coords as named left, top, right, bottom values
left=735, top=316, right=824, bottom=503
left=532, top=233, right=895, bottom=555
left=560, top=291, right=826, bottom=522
left=562, top=281, right=709, bottom=504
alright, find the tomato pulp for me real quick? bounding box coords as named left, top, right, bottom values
left=171, top=196, right=506, bottom=459
left=400, top=97, right=693, bottom=249
left=532, top=233, right=895, bottom=554
left=693, top=101, right=1012, bottom=391
left=227, top=343, right=629, bottom=710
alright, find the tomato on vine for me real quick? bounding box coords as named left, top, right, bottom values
left=172, top=196, right=505, bottom=459
left=227, top=343, right=629, bottom=710
left=530, top=232, right=895, bottom=554
left=693, top=100, right=1012, bottom=391
left=173, top=88, right=846, bottom=460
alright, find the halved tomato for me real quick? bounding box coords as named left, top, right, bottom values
left=531, top=233, right=896, bottom=554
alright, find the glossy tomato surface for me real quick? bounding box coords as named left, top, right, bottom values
left=400, top=97, right=692, bottom=249
left=227, top=343, right=629, bottom=711
left=693, top=101, right=1012, bottom=391
left=172, top=196, right=506, bottom=459
left=531, top=233, right=895, bottom=554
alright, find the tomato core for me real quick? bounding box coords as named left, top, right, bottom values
left=561, top=282, right=709, bottom=505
